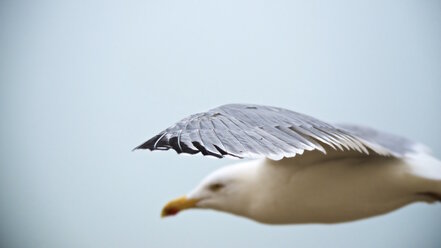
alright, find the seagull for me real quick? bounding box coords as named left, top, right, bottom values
left=134, top=104, right=441, bottom=224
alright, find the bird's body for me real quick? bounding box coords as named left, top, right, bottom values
left=206, top=150, right=441, bottom=224
left=135, top=104, right=441, bottom=224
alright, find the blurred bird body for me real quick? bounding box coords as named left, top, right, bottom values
left=186, top=150, right=441, bottom=224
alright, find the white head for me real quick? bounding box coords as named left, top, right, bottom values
left=161, top=161, right=259, bottom=218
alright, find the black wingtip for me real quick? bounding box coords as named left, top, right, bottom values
left=132, top=133, right=167, bottom=151
left=132, top=144, right=145, bottom=151
left=132, top=140, right=150, bottom=151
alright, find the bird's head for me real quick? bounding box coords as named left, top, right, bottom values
left=161, top=162, right=258, bottom=218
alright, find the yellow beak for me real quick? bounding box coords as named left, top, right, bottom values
left=161, top=196, right=199, bottom=218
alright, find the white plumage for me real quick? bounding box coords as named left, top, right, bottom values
left=186, top=148, right=441, bottom=224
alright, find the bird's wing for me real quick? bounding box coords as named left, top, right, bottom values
left=334, top=124, right=425, bottom=158
left=134, top=104, right=419, bottom=160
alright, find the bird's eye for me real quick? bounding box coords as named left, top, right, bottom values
left=208, top=183, right=224, bottom=192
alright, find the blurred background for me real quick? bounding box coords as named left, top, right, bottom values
left=1, top=0, right=441, bottom=247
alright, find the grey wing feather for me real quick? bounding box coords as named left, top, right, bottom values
left=134, top=104, right=420, bottom=160
left=334, top=124, right=422, bottom=157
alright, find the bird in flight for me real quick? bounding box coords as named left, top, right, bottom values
left=134, top=104, right=441, bottom=224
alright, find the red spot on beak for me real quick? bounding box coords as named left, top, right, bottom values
left=166, top=207, right=179, bottom=216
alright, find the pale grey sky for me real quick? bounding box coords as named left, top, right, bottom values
left=1, top=0, right=441, bottom=247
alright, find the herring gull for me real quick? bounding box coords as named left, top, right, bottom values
left=134, top=104, right=441, bottom=224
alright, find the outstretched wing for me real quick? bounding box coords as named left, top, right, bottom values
left=134, top=104, right=418, bottom=160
